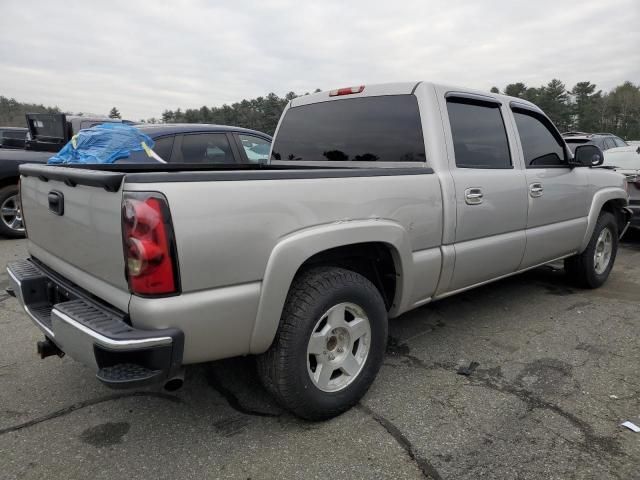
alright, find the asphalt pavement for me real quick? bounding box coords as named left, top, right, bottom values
left=1, top=233, right=638, bottom=479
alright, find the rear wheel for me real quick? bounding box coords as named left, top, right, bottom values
left=0, top=185, right=25, bottom=238
left=565, top=211, right=618, bottom=288
left=257, top=267, right=388, bottom=420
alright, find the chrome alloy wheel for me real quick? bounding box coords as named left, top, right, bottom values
left=593, top=227, right=613, bottom=275
left=306, top=302, right=371, bottom=392
left=1, top=194, right=24, bottom=233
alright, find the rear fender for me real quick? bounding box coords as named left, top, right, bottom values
left=248, top=219, right=413, bottom=354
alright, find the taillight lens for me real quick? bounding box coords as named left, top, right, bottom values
left=122, top=192, right=179, bottom=296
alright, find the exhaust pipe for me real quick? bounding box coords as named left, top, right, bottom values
left=164, top=368, right=185, bottom=392
left=37, top=338, right=64, bottom=359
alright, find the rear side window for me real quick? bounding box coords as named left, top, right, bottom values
left=4, top=130, right=27, bottom=139
left=447, top=99, right=511, bottom=169
left=513, top=110, right=567, bottom=167
left=271, top=95, right=425, bottom=162
left=180, top=133, right=234, bottom=163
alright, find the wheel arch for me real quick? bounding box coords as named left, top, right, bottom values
left=248, top=220, right=413, bottom=354
left=579, top=188, right=628, bottom=252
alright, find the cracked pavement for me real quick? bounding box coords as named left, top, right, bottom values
left=1, top=233, right=639, bottom=479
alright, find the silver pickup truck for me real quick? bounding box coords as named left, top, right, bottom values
left=8, top=82, right=631, bottom=420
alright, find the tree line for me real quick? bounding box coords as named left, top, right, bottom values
left=0, top=96, right=60, bottom=126
left=1, top=81, right=638, bottom=139
left=490, top=80, right=639, bottom=139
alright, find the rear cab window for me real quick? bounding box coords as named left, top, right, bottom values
left=271, top=95, right=426, bottom=163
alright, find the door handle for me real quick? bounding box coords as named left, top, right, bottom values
left=464, top=187, right=484, bottom=205
left=529, top=183, right=544, bottom=198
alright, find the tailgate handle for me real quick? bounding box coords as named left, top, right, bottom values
left=48, top=191, right=64, bottom=216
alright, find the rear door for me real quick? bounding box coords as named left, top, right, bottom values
left=443, top=94, right=528, bottom=291
left=511, top=106, right=589, bottom=268
left=174, top=133, right=237, bottom=163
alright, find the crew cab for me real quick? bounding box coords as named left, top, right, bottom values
left=8, top=82, right=631, bottom=420
left=0, top=122, right=271, bottom=237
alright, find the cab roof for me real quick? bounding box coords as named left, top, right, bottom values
left=290, top=81, right=540, bottom=111
left=135, top=123, right=271, bottom=139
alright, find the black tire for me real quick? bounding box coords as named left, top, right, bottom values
left=257, top=267, right=388, bottom=420
left=0, top=185, right=25, bottom=238
left=564, top=211, right=618, bottom=288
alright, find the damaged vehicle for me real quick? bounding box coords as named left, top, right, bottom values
left=8, top=82, right=631, bottom=419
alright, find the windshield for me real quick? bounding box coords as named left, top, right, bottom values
left=272, top=95, right=426, bottom=163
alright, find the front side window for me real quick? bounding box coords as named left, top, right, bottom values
left=513, top=110, right=567, bottom=167
left=180, top=133, right=234, bottom=163
left=239, top=134, right=270, bottom=163
left=446, top=99, right=511, bottom=169
left=271, top=95, right=425, bottom=163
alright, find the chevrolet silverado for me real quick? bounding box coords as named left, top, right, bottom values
left=8, top=82, right=631, bottom=420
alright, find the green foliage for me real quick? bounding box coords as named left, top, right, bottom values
left=0, top=96, right=60, bottom=127
left=108, top=107, right=121, bottom=119
left=160, top=90, right=312, bottom=135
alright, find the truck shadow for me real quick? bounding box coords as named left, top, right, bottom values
left=190, top=256, right=589, bottom=418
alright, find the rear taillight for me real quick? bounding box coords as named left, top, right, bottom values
left=329, top=85, right=365, bottom=97
left=122, top=192, right=179, bottom=296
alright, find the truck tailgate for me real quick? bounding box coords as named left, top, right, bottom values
left=19, top=165, right=130, bottom=311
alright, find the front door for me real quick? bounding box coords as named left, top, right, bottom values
left=511, top=107, right=590, bottom=268
left=444, top=96, right=528, bottom=291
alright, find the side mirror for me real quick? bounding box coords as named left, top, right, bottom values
left=571, top=144, right=604, bottom=167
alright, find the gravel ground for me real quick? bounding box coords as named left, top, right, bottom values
left=0, top=232, right=638, bottom=480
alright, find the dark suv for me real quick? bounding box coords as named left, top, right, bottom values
left=562, top=132, right=627, bottom=152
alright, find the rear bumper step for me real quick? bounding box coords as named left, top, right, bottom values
left=7, top=258, right=184, bottom=388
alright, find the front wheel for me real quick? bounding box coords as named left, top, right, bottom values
left=257, top=267, right=388, bottom=420
left=565, top=211, right=618, bottom=288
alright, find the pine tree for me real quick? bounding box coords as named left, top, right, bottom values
left=570, top=82, right=602, bottom=132
left=108, top=107, right=121, bottom=119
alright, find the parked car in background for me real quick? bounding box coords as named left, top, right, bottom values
left=9, top=81, right=630, bottom=420
left=0, top=127, right=28, bottom=149
left=562, top=132, right=628, bottom=152
left=0, top=122, right=271, bottom=238
left=119, top=124, right=272, bottom=164
left=603, top=145, right=640, bottom=229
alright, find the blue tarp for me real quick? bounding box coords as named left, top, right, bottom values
left=48, top=123, right=155, bottom=164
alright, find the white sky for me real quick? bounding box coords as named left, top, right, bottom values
left=1, top=0, right=638, bottom=120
